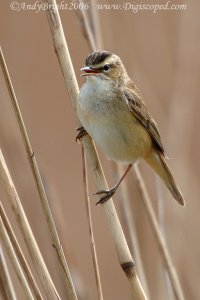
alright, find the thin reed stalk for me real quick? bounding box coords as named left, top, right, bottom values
left=75, top=0, right=97, bottom=51
left=76, top=4, right=104, bottom=298
left=90, top=0, right=103, bottom=49
left=134, top=164, right=185, bottom=300
left=0, top=150, right=60, bottom=300
left=117, top=166, right=150, bottom=298
left=75, top=0, right=98, bottom=52
left=81, top=146, right=103, bottom=300
left=0, top=201, right=43, bottom=300
left=0, top=246, right=17, bottom=300
left=0, top=217, right=34, bottom=300
left=0, top=46, right=78, bottom=300
left=44, top=1, right=147, bottom=298
left=156, top=177, right=174, bottom=299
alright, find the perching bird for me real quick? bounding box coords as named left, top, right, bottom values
left=76, top=50, right=184, bottom=206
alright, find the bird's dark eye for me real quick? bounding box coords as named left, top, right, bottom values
left=103, top=64, right=110, bottom=71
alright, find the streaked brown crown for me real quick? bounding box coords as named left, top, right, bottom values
left=85, top=51, right=112, bottom=66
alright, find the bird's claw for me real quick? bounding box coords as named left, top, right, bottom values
left=94, top=188, right=116, bottom=205
left=76, top=126, right=87, bottom=142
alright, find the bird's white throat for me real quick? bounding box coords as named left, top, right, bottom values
left=79, top=75, right=112, bottom=109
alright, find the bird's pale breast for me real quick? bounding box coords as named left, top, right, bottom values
left=77, top=77, right=152, bottom=164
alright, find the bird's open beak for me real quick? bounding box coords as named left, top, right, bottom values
left=80, top=66, right=100, bottom=76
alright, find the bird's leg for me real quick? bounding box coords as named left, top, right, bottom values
left=95, top=164, right=133, bottom=205
left=76, top=126, right=88, bottom=142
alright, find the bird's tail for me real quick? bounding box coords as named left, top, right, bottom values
left=145, top=149, right=184, bottom=206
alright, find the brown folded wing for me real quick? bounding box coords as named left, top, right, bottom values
left=123, top=85, right=164, bottom=154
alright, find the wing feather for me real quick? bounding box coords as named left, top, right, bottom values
left=123, top=86, right=164, bottom=154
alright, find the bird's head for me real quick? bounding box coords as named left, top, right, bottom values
left=81, top=51, right=128, bottom=84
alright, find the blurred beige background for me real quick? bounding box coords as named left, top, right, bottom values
left=0, top=0, right=200, bottom=299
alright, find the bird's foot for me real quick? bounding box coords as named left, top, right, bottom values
left=76, top=126, right=87, bottom=142
left=94, top=187, right=117, bottom=205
